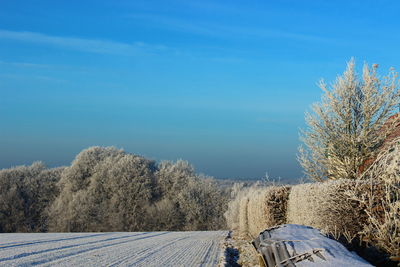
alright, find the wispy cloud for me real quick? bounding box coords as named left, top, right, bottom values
left=0, top=73, right=68, bottom=83
left=0, top=29, right=168, bottom=55
left=0, top=60, right=52, bottom=68
left=128, top=13, right=333, bottom=43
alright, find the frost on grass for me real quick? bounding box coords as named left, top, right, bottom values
left=348, top=137, right=400, bottom=261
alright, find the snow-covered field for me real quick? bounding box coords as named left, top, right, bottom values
left=0, top=231, right=228, bottom=266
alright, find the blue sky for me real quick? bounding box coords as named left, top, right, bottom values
left=1, top=0, right=400, bottom=180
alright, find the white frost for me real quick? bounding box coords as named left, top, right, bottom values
left=0, top=231, right=228, bottom=266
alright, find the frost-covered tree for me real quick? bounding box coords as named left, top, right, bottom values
left=298, top=59, right=400, bottom=181
left=0, top=162, right=63, bottom=232
left=1, top=147, right=227, bottom=232
left=155, top=160, right=195, bottom=199
left=144, top=198, right=184, bottom=231
left=177, top=175, right=227, bottom=230
left=48, top=147, right=156, bottom=232
left=154, top=160, right=227, bottom=230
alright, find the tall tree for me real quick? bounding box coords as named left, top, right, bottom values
left=298, top=59, right=399, bottom=181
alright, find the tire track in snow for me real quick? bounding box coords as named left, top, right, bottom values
left=128, top=236, right=190, bottom=266
left=0, top=233, right=112, bottom=249
left=157, top=239, right=193, bottom=265
left=25, top=232, right=169, bottom=266
left=106, top=233, right=181, bottom=266
left=0, top=232, right=161, bottom=263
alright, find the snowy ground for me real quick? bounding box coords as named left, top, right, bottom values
left=0, top=231, right=228, bottom=266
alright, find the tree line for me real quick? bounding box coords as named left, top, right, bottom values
left=0, top=147, right=227, bottom=233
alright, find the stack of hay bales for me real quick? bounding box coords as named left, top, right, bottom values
left=226, top=176, right=395, bottom=263
left=226, top=185, right=291, bottom=238
left=245, top=186, right=291, bottom=237
left=286, top=179, right=372, bottom=239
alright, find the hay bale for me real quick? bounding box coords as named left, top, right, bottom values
left=226, top=184, right=291, bottom=238
left=287, top=179, right=372, bottom=239
left=224, top=183, right=252, bottom=232
left=238, top=196, right=249, bottom=236
left=246, top=189, right=265, bottom=237
left=247, top=186, right=291, bottom=237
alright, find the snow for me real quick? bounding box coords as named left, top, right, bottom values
left=256, top=224, right=372, bottom=267
left=0, top=231, right=228, bottom=266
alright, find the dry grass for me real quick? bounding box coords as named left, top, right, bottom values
left=287, top=179, right=372, bottom=241
left=348, top=137, right=400, bottom=261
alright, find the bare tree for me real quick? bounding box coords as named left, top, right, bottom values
left=298, top=59, right=399, bottom=181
